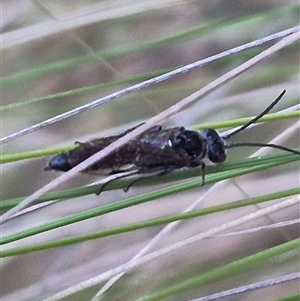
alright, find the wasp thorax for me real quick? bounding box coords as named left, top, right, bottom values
left=171, top=129, right=207, bottom=159
left=201, top=129, right=226, bottom=163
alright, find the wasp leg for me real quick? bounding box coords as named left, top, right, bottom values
left=188, top=159, right=206, bottom=185
left=123, top=123, right=162, bottom=134
left=95, top=171, right=139, bottom=195
left=147, top=125, right=162, bottom=133
left=123, top=165, right=177, bottom=192
left=199, top=162, right=206, bottom=186
left=74, top=141, right=89, bottom=146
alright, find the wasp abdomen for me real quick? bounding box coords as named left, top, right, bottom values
left=45, top=153, right=72, bottom=172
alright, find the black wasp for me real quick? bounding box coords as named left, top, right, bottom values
left=45, top=90, right=300, bottom=193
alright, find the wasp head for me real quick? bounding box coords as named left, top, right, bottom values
left=201, top=129, right=226, bottom=163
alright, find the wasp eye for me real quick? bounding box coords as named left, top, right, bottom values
left=208, top=148, right=226, bottom=163
left=46, top=153, right=72, bottom=172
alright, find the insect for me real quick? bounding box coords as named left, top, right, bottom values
left=44, top=90, right=300, bottom=193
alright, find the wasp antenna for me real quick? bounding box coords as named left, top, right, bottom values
left=226, top=142, right=300, bottom=155
left=223, top=90, right=286, bottom=140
